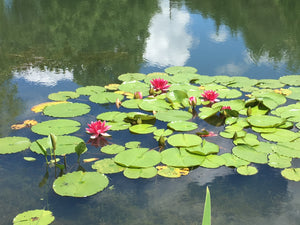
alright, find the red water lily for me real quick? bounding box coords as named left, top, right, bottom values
left=201, top=90, right=219, bottom=103
left=221, top=106, right=232, bottom=110
left=189, top=96, right=197, bottom=107
left=150, top=78, right=171, bottom=93
left=86, top=120, right=112, bottom=139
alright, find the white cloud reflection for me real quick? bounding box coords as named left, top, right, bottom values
left=143, top=0, right=192, bottom=67
left=209, top=25, right=229, bottom=43
left=13, top=67, right=73, bottom=86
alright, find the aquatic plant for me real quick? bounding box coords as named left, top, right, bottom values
left=150, top=78, right=171, bottom=93
left=201, top=90, right=219, bottom=103
left=86, top=120, right=112, bottom=138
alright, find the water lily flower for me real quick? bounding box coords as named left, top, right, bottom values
left=134, top=91, right=143, bottom=99
left=86, top=120, right=112, bottom=139
left=189, top=96, right=197, bottom=107
left=116, top=98, right=122, bottom=108
left=221, top=106, right=232, bottom=110
left=150, top=78, right=171, bottom=93
left=201, top=90, right=219, bottom=103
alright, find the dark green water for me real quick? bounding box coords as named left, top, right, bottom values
left=1, top=0, right=300, bottom=224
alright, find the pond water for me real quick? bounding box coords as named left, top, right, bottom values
left=1, top=0, right=300, bottom=224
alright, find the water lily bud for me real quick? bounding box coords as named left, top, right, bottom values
left=158, top=136, right=165, bottom=147
left=137, top=117, right=142, bottom=124
left=134, top=91, right=143, bottom=99
left=116, top=98, right=122, bottom=109
left=189, top=96, right=197, bottom=107
left=247, top=106, right=252, bottom=116
left=149, top=87, right=155, bottom=95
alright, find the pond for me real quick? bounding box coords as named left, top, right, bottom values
left=1, top=0, right=300, bottom=224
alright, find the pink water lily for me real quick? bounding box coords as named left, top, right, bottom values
left=201, top=90, right=219, bottom=103
left=150, top=78, right=171, bottom=93
left=221, top=106, right=232, bottom=110
left=189, top=96, right=197, bottom=107
left=134, top=91, right=143, bottom=99
left=86, top=120, right=112, bottom=139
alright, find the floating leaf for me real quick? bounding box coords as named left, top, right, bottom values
left=161, top=148, right=205, bottom=167
left=31, top=119, right=81, bottom=135
left=167, top=121, right=198, bottom=131
left=30, top=136, right=86, bottom=156
left=125, top=141, right=141, bottom=149
left=129, top=124, right=156, bottom=134
left=171, top=73, right=201, bottom=84
left=89, top=92, right=124, bottom=104
left=123, top=167, right=157, bottom=179
left=168, top=134, right=202, bottom=147
left=118, top=73, right=146, bottom=82
left=157, top=166, right=189, bottom=178
left=101, top=144, right=125, bottom=154
left=287, top=87, right=300, bottom=100
left=104, top=83, right=119, bottom=90
left=31, top=101, right=67, bottom=113
left=0, top=137, right=31, bottom=154
left=233, top=133, right=260, bottom=146
left=165, top=66, right=197, bottom=74
left=48, top=91, right=79, bottom=101
left=268, top=153, right=292, bottom=168
left=155, top=110, right=192, bottom=122
left=139, top=98, right=171, bottom=111
left=232, top=145, right=268, bottom=164
left=261, top=129, right=299, bottom=142
left=200, top=155, right=225, bottom=168
left=198, top=107, right=221, bottom=119
left=252, top=91, right=286, bottom=110
left=279, top=75, right=300, bottom=86
left=106, top=121, right=131, bottom=131
left=186, top=140, right=219, bottom=155
left=272, top=103, right=300, bottom=122
left=118, top=80, right=149, bottom=95
left=237, top=166, right=258, bottom=175
left=92, top=158, right=125, bottom=174
left=218, top=88, right=242, bottom=99
left=247, top=115, right=285, bottom=128
left=97, top=111, right=127, bottom=122
left=53, top=171, right=109, bottom=197
left=13, top=209, right=55, bottom=225
left=281, top=168, right=300, bottom=181
left=43, top=103, right=90, bottom=118
left=221, top=153, right=250, bottom=168
left=114, top=148, right=161, bottom=168
left=121, top=99, right=142, bottom=109
left=256, top=79, right=285, bottom=89
left=153, top=129, right=173, bottom=137
left=76, top=86, right=106, bottom=95
left=272, top=142, right=300, bottom=158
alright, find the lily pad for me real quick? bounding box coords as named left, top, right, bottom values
left=153, top=129, right=173, bottom=137
left=281, top=168, right=300, bottom=181
left=89, top=92, right=124, bottom=104
left=76, top=86, right=106, bottom=95
left=101, top=144, right=125, bottom=154
left=43, top=103, right=91, bottom=118
left=123, top=167, right=157, bottom=179
left=268, top=153, right=292, bottom=168
left=237, top=166, right=258, bottom=175
left=233, top=133, right=260, bottom=146
left=261, top=129, right=299, bottom=142
left=161, top=148, right=205, bottom=167
left=221, top=153, right=250, bottom=168
left=167, top=121, right=198, bottom=131
left=92, top=158, right=125, bottom=174
left=165, top=66, right=197, bottom=74
left=157, top=166, right=189, bottom=178
left=247, top=115, right=285, bottom=128
left=30, top=136, right=86, bottom=155
left=256, top=79, right=285, bottom=89
left=232, top=144, right=268, bottom=164
left=279, top=75, right=300, bottom=86
left=287, top=87, right=300, bottom=100
left=121, top=99, right=142, bottom=109
left=53, top=171, right=109, bottom=197
left=97, top=111, right=127, bottom=122
left=114, top=148, right=161, bottom=168
left=48, top=91, right=79, bottom=101
left=118, top=73, right=146, bottom=82
left=167, top=134, right=202, bottom=147
left=155, top=110, right=192, bottom=122
left=118, top=80, right=149, bottom=94
left=200, top=155, right=225, bottom=168
left=139, top=98, right=171, bottom=111
left=186, top=140, right=219, bottom=155
left=125, top=141, right=141, bottom=149
left=13, top=209, right=55, bottom=225
left=198, top=107, right=221, bottom=119
left=272, top=142, right=300, bottom=158
left=31, top=119, right=81, bottom=135
left=272, top=103, right=300, bottom=122
left=129, top=124, right=156, bottom=134
left=0, top=137, right=31, bottom=154
left=106, top=122, right=131, bottom=131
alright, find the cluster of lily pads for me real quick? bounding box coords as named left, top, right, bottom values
left=2, top=66, right=300, bottom=224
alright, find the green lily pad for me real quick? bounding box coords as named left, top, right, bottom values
left=114, top=148, right=161, bottom=168
left=155, top=110, right=192, bottom=122
left=287, top=87, right=300, bottom=100
left=48, top=91, right=79, bottom=101
left=252, top=91, right=286, bottom=110
left=247, top=115, right=285, bottom=128
left=121, top=99, right=142, bottom=109
left=220, top=153, right=250, bottom=168
left=194, top=75, right=216, bottom=85
left=31, top=119, right=81, bottom=136
left=0, top=137, right=31, bottom=154
left=213, top=75, right=234, bottom=85
left=139, top=98, right=171, bottom=111
left=165, top=66, right=197, bottom=74
left=118, top=80, right=149, bottom=94
left=256, top=79, right=285, bottom=89
left=217, top=89, right=242, bottom=99
left=228, top=77, right=258, bottom=88
left=157, top=166, right=189, bottom=178
left=200, top=155, right=225, bottom=168
left=89, top=92, right=124, bottom=104
left=13, top=209, right=55, bottom=225
left=272, top=142, right=300, bottom=158
left=92, top=158, right=125, bottom=174
left=129, top=124, right=156, bottom=134
left=126, top=112, right=156, bottom=122
left=213, top=99, right=245, bottom=112
left=186, top=140, right=219, bottom=155
left=233, top=133, right=260, bottom=146
left=261, top=129, right=299, bottom=142
left=101, top=144, right=125, bottom=154
left=144, top=73, right=171, bottom=85
left=237, top=166, right=258, bottom=176
left=268, top=153, right=292, bottom=168
left=76, top=86, right=106, bottom=95
left=170, top=73, right=201, bottom=84
left=198, top=107, right=221, bottom=119
left=30, top=136, right=86, bottom=155
left=106, top=122, right=131, bottom=131
left=167, top=121, right=198, bottom=131
left=281, top=168, right=300, bottom=181
left=232, top=144, right=268, bottom=164
left=279, top=75, right=300, bottom=86
left=125, top=141, right=141, bottom=149
left=168, top=134, right=202, bottom=147
left=118, top=73, right=146, bottom=82
left=43, top=103, right=91, bottom=118
left=123, top=167, right=157, bottom=179
left=53, top=171, right=109, bottom=197
left=97, top=111, right=127, bottom=122
left=166, top=90, right=188, bottom=105
left=272, top=103, right=300, bottom=122
left=153, top=129, right=173, bottom=137
left=161, top=148, right=205, bottom=167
